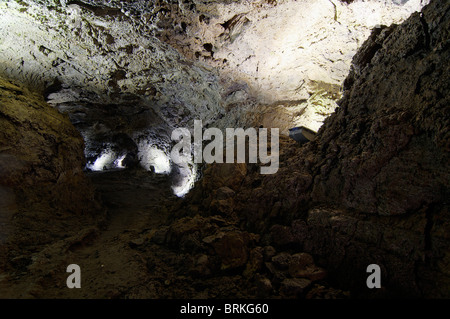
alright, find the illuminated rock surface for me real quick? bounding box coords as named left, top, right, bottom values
left=0, top=0, right=448, bottom=299
left=178, top=0, right=449, bottom=297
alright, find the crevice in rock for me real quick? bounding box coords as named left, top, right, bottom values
left=66, top=0, right=124, bottom=17
left=424, top=205, right=434, bottom=265
left=43, top=78, right=63, bottom=101
left=419, top=12, right=431, bottom=50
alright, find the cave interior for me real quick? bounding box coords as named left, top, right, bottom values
left=0, top=0, right=449, bottom=299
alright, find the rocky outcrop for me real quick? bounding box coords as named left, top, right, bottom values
left=135, top=212, right=346, bottom=298
left=0, top=77, right=104, bottom=270
left=298, top=0, right=450, bottom=296
left=174, top=0, right=450, bottom=297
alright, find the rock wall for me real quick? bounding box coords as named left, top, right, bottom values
left=0, top=0, right=446, bottom=297
left=298, top=0, right=450, bottom=296
left=112, top=0, right=428, bottom=131
left=174, top=0, right=450, bottom=297
left=0, top=0, right=430, bottom=192
left=0, top=77, right=103, bottom=269
left=0, top=0, right=225, bottom=176
left=0, top=1, right=428, bottom=137
left=0, top=1, right=224, bottom=127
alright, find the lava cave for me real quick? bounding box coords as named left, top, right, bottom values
left=0, top=0, right=449, bottom=301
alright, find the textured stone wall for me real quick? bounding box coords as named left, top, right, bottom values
left=0, top=0, right=428, bottom=137
left=0, top=0, right=225, bottom=172
left=0, top=77, right=103, bottom=266
left=176, top=0, right=450, bottom=297
left=0, top=0, right=446, bottom=297
left=299, top=0, right=450, bottom=296
left=263, top=0, right=449, bottom=296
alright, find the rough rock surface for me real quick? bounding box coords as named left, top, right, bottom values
left=0, top=0, right=430, bottom=201
left=298, top=0, right=449, bottom=296
left=104, top=0, right=428, bottom=132
left=0, top=1, right=224, bottom=127
left=175, top=0, right=450, bottom=297
left=0, top=0, right=428, bottom=142
left=0, top=0, right=447, bottom=300
left=0, top=77, right=104, bottom=270
left=1, top=165, right=346, bottom=299
left=0, top=0, right=225, bottom=179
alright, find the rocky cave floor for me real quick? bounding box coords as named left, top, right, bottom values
left=0, top=165, right=350, bottom=299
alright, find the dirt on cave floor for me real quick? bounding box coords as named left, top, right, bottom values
left=0, top=167, right=349, bottom=299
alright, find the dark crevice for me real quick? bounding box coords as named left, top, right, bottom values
left=43, top=78, right=63, bottom=101
left=424, top=205, right=435, bottom=264
left=414, top=62, right=436, bottom=94
left=419, top=12, right=431, bottom=50
left=66, top=1, right=124, bottom=17
left=220, top=13, right=248, bottom=31
left=203, top=43, right=213, bottom=52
